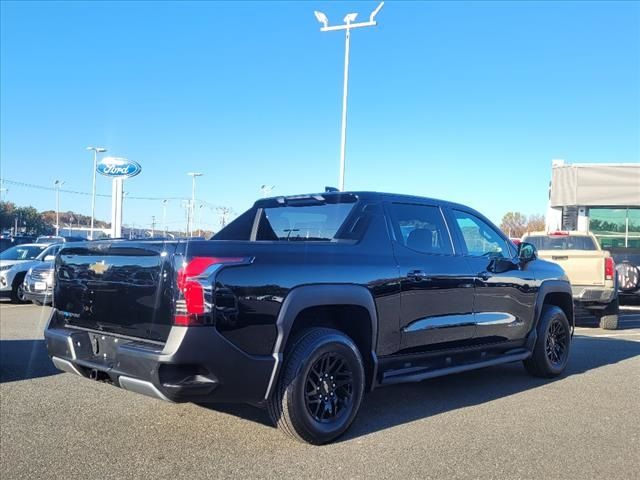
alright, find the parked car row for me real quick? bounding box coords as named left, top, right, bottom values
left=0, top=242, right=61, bottom=302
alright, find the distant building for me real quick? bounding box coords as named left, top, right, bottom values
left=546, top=160, right=639, bottom=249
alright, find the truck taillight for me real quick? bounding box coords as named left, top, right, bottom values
left=174, top=256, right=245, bottom=326
left=604, top=257, right=615, bottom=281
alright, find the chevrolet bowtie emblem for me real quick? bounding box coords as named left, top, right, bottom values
left=88, top=261, right=110, bottom=275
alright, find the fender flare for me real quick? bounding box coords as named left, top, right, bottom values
left=530, top=280, right=575, bottom=344
left=263, top=284, right=379, bottom=400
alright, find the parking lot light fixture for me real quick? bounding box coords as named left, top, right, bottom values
left=260, top=185, right=275, bottom=197
left=54, top=179, right=65, bottom=236
left=313, top=2, right=384, bottom=191
left=86, top=146, right=107, bottom=239
left=162, top=199, right=168, bottom=237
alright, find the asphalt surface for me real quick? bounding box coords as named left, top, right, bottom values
left=1, top=302, right=639, bottom=480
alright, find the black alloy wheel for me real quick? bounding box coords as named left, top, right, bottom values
left=524, top=305, right=571, bottom=378
left=545, top=317, right=568, bottom=366
left=304, top=352, right=353, bottom=423
left=267, top=327, right=365, bottom=445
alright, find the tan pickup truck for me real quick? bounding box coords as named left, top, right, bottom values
left=522, top=231, right=619, bottom=329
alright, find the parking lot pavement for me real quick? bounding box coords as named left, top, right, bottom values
left=1, top=303, right=639, bottom=480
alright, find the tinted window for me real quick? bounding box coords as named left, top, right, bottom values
left=256, top=203, right=355, bottom=241
left=524, top=235, right=597, bottom=251
left=453, top=210, right=510, bottom=258
left=388, top=203, right=453, bottom=255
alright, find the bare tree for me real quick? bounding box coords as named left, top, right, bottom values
left=500, top=212, right=528, bottom=238
left=500, top=212, right=546, bottom=238
left=526, top=214, right=545, bottom=233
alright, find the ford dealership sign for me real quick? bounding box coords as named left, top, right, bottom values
left=96, top=157, right=141, bottom=178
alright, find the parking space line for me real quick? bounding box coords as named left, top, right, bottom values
left=576, top=333, right=640, bottom=341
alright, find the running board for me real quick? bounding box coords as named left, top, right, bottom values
left=380, top=351, right=531, bottom=386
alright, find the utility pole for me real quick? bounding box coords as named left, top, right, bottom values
left=151, top=216, right=156, bottom=238
left=313, top=2, right=384, bottom=191
left=217, top=206, right=234, bottom=229
left=54, top=180, right=64, bottom=236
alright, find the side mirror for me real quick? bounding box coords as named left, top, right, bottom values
left=518, top=242, right=537, bottom=264
left=44, top=255, right=55, bottom=262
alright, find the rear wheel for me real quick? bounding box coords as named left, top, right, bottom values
left=594, top=298, right=619, bottom=330
left=524, top=305, right=571, bottom=378
left=267, top=328, right=365, bottom=445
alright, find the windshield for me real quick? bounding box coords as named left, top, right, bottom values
left=0, top=244, right=47, bottom=261
left=36, top=244, right=61, bottom=260
left=524, top=235, right=597, bottom=251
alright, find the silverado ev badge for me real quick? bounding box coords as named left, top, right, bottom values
left=88, top=261, right=110, bottom=275
left=96, top=156, right=141, bottom=178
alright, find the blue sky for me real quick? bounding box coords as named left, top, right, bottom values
left=1, top=0, right=639, bottom=231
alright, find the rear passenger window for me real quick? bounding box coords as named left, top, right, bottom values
left=388, top=203, right=453, bottom=255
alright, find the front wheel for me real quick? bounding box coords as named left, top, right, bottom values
left=10, top=279, right=27, bottom=303
left=267, top=328, right=365, bottom=445
left=524, top=305, right=571, bottom=378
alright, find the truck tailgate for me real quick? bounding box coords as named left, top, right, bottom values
left=54, top=241, right=177, bottom=342
left=537, top=250, right=604, bottom=286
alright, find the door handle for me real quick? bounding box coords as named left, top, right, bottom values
left=408, top=270, right=430, bottom=281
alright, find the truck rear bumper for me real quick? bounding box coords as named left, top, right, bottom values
left=571, top=286, right=616, bottom=305
left=44, top=309, right=276, bottom=404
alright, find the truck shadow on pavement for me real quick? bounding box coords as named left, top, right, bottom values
left=0, top=339, right=60, bottom=383
left=203, top=334, right=640, bottom=442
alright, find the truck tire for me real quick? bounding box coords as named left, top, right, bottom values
left=524, top=305, right=571, bottom=378
left=598, top=314, right=619, bottom=330
left=267, top=327, right=365, bottom=445
left=596, top=298, right=619, bottom=330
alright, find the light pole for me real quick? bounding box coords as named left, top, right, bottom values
left=197, top=204, right=204, bottom=237
left=313, top=2, right=384, bottom=191
left=54, top=180, right=65, bottom=236
left=187, top=172, right=203, bottom=236
left=162, top=199, right=168, bottom=237
left=86, top=146, right=107, bottom=240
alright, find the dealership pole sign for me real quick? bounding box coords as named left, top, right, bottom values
left=96, top=157, right=141, bottom=238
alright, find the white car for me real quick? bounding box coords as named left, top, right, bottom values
left=0, top=243, right=62, bottom=302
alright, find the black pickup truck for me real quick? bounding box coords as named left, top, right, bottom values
left=45, top=191, right=574, bottom=444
